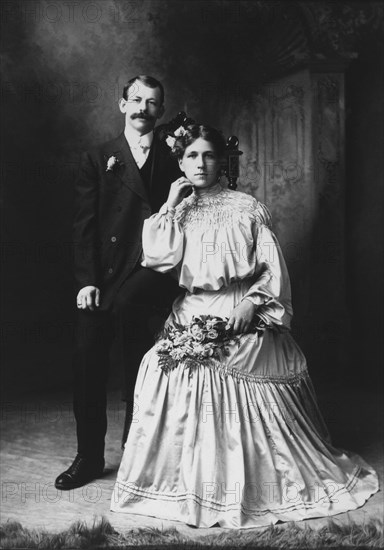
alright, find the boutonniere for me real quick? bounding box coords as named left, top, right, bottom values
left=105, top=152, right=124, bottom=172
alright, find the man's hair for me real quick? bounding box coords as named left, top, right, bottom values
left=122, top=75, right=165, bottom=105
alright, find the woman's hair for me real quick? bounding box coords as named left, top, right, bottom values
left=173, top=124, right=226, bottom=159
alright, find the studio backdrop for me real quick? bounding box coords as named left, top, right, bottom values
left=1, top=0, right=383, bottom=395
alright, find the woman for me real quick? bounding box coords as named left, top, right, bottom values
left=111, top=124, right=378, bottom=528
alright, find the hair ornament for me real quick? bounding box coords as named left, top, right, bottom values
left=165, top=125, right=187, bottom=153
left=174, top=126, right=187, bottom=138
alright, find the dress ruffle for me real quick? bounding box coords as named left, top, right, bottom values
left=111, top=347, right=378, bottom=528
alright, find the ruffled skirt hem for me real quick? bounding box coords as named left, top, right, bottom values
left=111, top=459, right=379, bottom=529
left=110, top=342, right=379, bottom=528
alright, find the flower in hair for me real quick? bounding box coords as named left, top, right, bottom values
left=165, top=125, right=187, bottom=151
left=174, top=126, right=186, bottom=138
left=165, top=135, right=176, bottom=149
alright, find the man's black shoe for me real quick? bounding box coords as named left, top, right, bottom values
left=55, top=455, right=105, bottom=490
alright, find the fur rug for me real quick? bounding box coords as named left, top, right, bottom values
left=0, top=516, right=383, bottom=549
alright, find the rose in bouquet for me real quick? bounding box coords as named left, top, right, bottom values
left=155, top=315, right=238, bottom=373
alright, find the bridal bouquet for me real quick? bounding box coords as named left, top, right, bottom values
left=155, top=315, right=237, bottom=373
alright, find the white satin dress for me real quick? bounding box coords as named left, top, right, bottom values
left=110, top=185, right=378, bottom=528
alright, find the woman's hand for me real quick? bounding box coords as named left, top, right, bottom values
left=166, top=177, right=192, bottom=209
left=226, top=299, right=255, bottom=335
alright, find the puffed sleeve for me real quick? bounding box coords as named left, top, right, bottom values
left=141, top=203, right=184, bottom=273
left=242, top=203, right=293, bottom=329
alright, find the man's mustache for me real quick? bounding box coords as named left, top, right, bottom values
left=131, top=112, right=154, bottom=121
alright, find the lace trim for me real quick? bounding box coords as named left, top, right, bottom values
left=160, top=354, right=309, bottom=385
left=175, top=188, right=272, bottom=230
left=114, top=468, right=361, bottom=515
left=197, top=362, right=309, bottom=385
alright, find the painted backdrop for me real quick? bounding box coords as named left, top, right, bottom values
left=1, top=0, right=383, bottom=395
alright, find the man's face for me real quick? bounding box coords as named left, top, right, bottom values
left=119, top=80, right=164, bottom=135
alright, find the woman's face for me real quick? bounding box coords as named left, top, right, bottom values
left=178, top=137, right=220, bottom=189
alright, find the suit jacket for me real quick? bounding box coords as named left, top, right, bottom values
left=73, top=131, right=181, bottom=309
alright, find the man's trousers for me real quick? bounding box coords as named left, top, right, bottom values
left=73, top=266, right=180, bottom=459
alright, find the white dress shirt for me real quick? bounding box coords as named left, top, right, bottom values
left=124, top=127, right=153, bottom=169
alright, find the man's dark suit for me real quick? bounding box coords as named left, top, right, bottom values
left=72, top=130, right=181, bottom=460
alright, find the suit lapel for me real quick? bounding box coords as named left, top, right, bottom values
left=106, top=133, right=149, bottom=203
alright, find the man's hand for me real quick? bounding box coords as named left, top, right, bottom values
left=226, top=299, right=255, bottom=335
left=166, top=177, right=192, bottom=209
left=76, top=286, right=100, bottom=311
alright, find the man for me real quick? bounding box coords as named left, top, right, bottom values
left=55, top=76, right=181, bottom=490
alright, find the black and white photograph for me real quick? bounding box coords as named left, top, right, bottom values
left=1, top=0, right=383, bottom=548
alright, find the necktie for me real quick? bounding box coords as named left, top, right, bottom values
left=135, top=138, right=150, bottom=168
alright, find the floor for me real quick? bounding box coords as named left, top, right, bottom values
left=0, top=385, right=382, bottom=540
